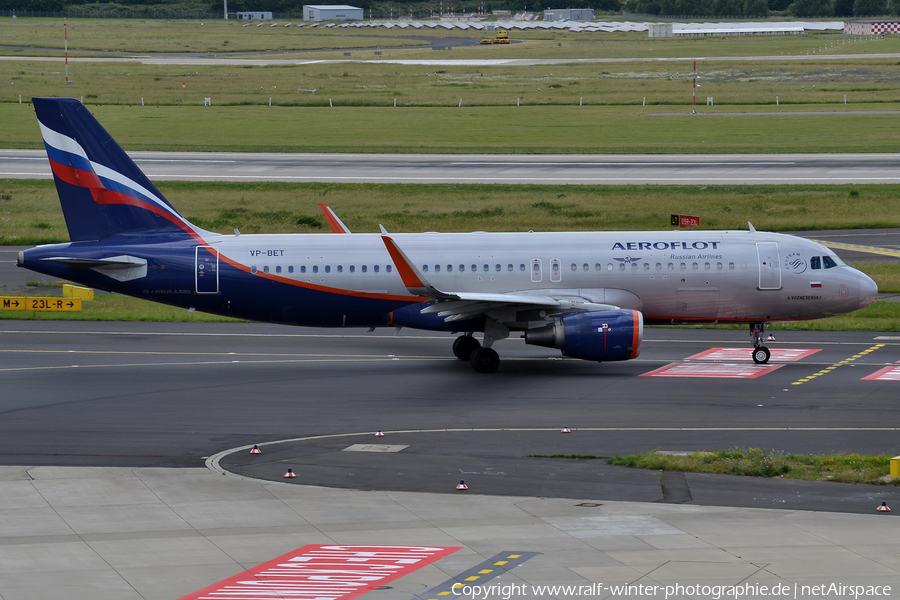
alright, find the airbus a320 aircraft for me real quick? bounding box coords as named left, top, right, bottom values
left=18, top=98, right=878, bottom=373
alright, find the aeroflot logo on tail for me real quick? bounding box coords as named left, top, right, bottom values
left=612, top=241, right=722, bottom=251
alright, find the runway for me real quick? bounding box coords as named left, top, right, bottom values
left=1, top=320, right=899, bottom=514
left=6, top=149, right=900, bottom=184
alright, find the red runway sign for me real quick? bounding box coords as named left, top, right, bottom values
left=685, top=348, right=820, bottom=362
left=179, top=545, right=461, bottom=600
left=670, top=214, right=700, bottom=228
left=642, top=362, right=784, bottom=379
left=862, top=365, right=900, bottom=381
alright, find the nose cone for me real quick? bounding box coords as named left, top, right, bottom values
left=859, top=273, right=878, bottom=309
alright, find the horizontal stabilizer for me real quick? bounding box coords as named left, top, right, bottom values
left=42, top=255, right=147, bottom=282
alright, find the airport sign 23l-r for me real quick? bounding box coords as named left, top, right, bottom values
left=1, top=297, right=81, bottom=311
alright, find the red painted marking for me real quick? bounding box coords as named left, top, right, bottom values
left=685, top=348, right=820, bottom=362
left=319, top=203, right=349, bottom=233
left=641, top=362, right=784, bottom=379
left=862, top=366, right=900, bottom=381
left=178, top=545, right=460, bottom=600
left=679, top=215, right=700, bottom=228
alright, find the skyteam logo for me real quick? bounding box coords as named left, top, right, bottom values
left=784, top=251, right=807, bottom=274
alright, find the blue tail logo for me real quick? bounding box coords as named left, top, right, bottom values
left=34, top=97, right=200, bottom=242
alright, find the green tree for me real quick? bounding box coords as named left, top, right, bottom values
left=713, top=0, right=742, bottom=15
left=853, top=0, right=886, bottom=14
left=743, top=0, right=769, bottom=14
left=833, top=0, right=854, bottom=14
left=790, top=0, right=832, bottom=16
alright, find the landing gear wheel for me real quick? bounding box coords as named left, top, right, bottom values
left=470, top=347, right=500, bottom=373
left=452, top=335, right=481, bottom=361
left=752, top=346, right=771, bottom=364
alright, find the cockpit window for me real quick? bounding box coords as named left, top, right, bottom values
left=810, top=256, right=821, bottom=270
left=823, top=255, right=839, bottom=269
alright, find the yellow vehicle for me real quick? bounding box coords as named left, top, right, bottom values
left=480, top=29, right=510, bottom=44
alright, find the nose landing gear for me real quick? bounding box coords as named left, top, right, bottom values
left=750, top=322, right=770, bottom=364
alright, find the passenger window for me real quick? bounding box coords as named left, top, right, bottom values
left=448, top=265, right=454, bottom=272
left=483, top=264, right=489, bottom=272
left=680, top=263, right=686, bottom=271
left=325, top=265, right=331, bottom=273
left=728, top=262, right=734, bottom=270
left=520, top=264, right=526, bottom=272
left=435, top=265, right=441, bottom=272
left=823, top=256, right=838, bottom=269
left=472, top=264, right=477, bottom=272
left=508, top=264, right=513, bottom=272
left=288, top=266, right=294, bottom=274
left=583, top=263, right=589, bottom=271
left=656, top=263, right=662, bottom=271
left=386, top=265, right=392, bottom=273
left=533, top=263, right=540, bottom=273
left=552, top=263, right=559, bottom=273
left=312, top=265, right=318, bottom=273
left=422, top=265, right=428, bottom=272
left=301, top=265, right=307, bottom=274
left=461, top=264, right=466, bottom=272
left=496, top=264, right=501, bottom=272
left=716, top=262, right=722, bottom=270
left=251, top=266, right=257, bottom=274
left=263, top=266, right=269, bottom=274
left=595, top=263, right=602, bottom=271
left=374, top=265, right=379, bottom=273
left=276, top=266, right=282, bottom=274
left=337, top=265, right=343, bottom=273
left=643, top=263, right=649, bottom=271
left=571, top=263, right=577, bottom=271
left=704, top=262, right=710, bottom=270
left=810, top=256, right=821, bottom=270
left=668, top=263, right=674, bottom=271
left=692, top=263, right=698, bottom=271
left=362, top=265, right=367, bottom=273
left=350, top=265, right=355, bottom=273
left=631, top=263, right=638, bottom=272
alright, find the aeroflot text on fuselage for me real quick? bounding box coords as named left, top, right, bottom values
left=612, top=241, right=722, bottom=251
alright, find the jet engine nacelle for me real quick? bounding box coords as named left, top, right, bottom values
left=524, top=309, right=643, bottom=362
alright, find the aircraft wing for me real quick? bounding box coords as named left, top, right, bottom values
left=381, top=235, right=623, bottom=322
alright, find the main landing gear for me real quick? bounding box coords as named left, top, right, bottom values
left=453, top=320, right=509, bottom=374
left=750, top=322, right=770, bottom=364
left=453, top=334, right=501, bottom=373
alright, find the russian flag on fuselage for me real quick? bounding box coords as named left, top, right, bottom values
left=33, top=97, right=197, bottom=241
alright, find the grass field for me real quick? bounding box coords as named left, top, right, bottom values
left=608, top=449, right=899, bottom=485
left=2, top=18, right=899, bottom=60
left=4, top=102, right=900, bottom=154
left=7, top=180, right=900, bottom=244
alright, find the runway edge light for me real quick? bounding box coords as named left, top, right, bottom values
left=284, top=469, right=296, bottom=478
left=375, top=430, right=385, bottom=437
left=250, top=444, right=261, bottom=454
left=561, top=427, right=571, bottom=433
left=457, top=480, right=468, bottom=490
left=877, top=502, right=891, bottom=512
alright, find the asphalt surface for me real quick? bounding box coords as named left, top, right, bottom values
left=1, top=320, right=899, bottom=515
left=7, top=150, right=900, bottom=184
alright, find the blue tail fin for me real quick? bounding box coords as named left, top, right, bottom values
left=33, top=97, right=196, bottom=242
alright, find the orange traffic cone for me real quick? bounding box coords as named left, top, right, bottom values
left=250, top=444, right=261, bottom=454
left=375, top=430, right=385, bottom=437
left=561, top=427, right=571, bottom=433
left=456, top=480, right=468, bottom=490
left=284, top=468, right=296, bottom=478
left=877, top=501, right=891, bottom=512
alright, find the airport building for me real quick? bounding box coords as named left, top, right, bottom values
left=236, top=11, right=273, bottom=19
left=844, top=20, right=900, bottom=34
left=303, top=4, right=364, bottom=21
left=543, top=8, right=594, bottom=21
